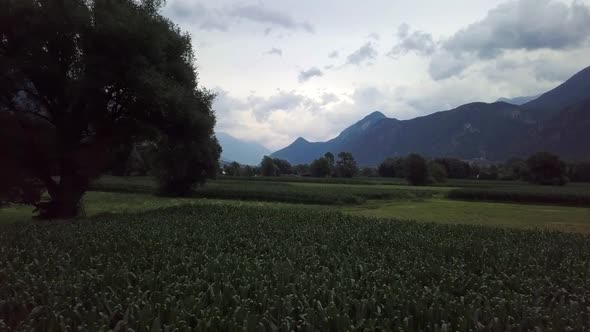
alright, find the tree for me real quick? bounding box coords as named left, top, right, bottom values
left=527, top=152, right=568, bottom=185
left=361, top=167, right=377, bottom=177
left=405, top=154, right=429, bottom=186
left=224, top=162, right=241, bottom=176
left=428, top=161, right=448, bottom=183
left=434, top=158, right=471, bottom=179
left=260, top=156, right=278, bottom=176
left=324, top=152, right=335, bottom=176
left=335, top=152, right=358, bottom=178
left=272, top=158, right=293, bottom=175
left=240, top=165, right=255, bottom=177
left=378, top=158, right=397, bottom=177
left=0, top=0, right=219, bottom=217
left=310, top=158, right=331, bottom=177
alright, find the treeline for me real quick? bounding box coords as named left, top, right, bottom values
left=220, top=151, right=590, bottom=186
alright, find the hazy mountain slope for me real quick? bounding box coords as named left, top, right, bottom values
left=272, top=103, right=533, bottom=165
left=216, top=132, right=270, bottom=165
left=496, top=95, right=540, bottom=105
left=523, top=65, right=590, bottom=119
left=525, top=99, right=590, bottom=159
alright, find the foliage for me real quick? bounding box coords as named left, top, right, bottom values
left=568, top=161, right=590, bottom=182
left=152, top=134, right=220, bottom=197
left=0, top=0, right=218, bottom=217
left=272, top=158, right=293, bottom=175
left=2, top=204, right=590, bottom=330
left=447, top=189, right=590, bottom=207
left=405, top=154, right=429, bottom=186
left=378, top=158, right=397, bottom=177
left=224, top=161, right=242, bottom=176
left=527, top=152, right=568, bottom=185
left=260, top=156, right=279, bottom=176
left=428, top=161, right=448, bottom=183
left=310, top=157, right=331, bottom=177
left=335, top=152, right=358, bottom=178
left=434, top=158, right=471, bottom=179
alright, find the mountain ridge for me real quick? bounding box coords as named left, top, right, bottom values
left=271, top=65, right=590, bottom=165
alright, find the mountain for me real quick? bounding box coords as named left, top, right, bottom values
left=216, top=132, right=270, bottom=165
left=523, top=65, right=590, bottom=120
left=496, top=95, right=539, bottom=105
left=272, top=65, right=590, bottom=165
left=525, top=98, right=590, bottom=159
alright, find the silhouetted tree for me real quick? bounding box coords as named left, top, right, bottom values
left=310, top=158, right=331, bottom=177
left=335, top=152, right=358, bottom=178
left=527, top=152, right=568, bottom=185
left=405, top=154, right=429, bottom=186
left=0, top=0, right=219, bottom=217
left=428, top=161, right=448, bottom=183
left=378, top=158, right=397, bottom=177
left=260, top=156, right=279, bottom=176
left=272, top=158, right=293, bottom=175
left=224, top=162, right=241, bottom=176
left=324, top=152, right=335, bottom=176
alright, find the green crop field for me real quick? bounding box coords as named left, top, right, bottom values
left=3, top=176, right=590, bottom=329
left=2, top=204, right=590, bottom=330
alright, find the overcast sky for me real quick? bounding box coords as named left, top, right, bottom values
left=162, top=0, right=590, bottom=151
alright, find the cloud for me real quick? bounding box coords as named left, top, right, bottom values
left=265, top=47, right=283, bottom=56
left=164, top=1, right=314, bottom=33
left=430, top=0, right=590, bottom=80
left=388, top=23, right=436, bottom=57
left=298, top=67, right=323, bottom=82
left=367, top=33, right=380, bottom=40
left=328, top=50, right=339, bottom=58
left=164, top=1, right=229, bottom=31
left=229, top=4, right=314, bottom=33
left=345, top=42, right=378, bottom=66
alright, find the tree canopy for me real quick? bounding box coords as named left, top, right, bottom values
left=0, top=0, right=220, bottom=217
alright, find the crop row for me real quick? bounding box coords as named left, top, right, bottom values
left=447, top=188, right=590, bottom=207
left=90, top=177, right=437, bottom=205
left=1, top=204, right=590, bottom=330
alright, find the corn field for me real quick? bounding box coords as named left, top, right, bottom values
left=1, top=204, right=590, bottom=330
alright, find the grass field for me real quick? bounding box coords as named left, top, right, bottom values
left=2, top=204, right=590, bottom=330
left=345, top=199, right=590, bottom=233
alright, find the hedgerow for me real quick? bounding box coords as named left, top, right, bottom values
left=447, top=188, right=590, bottom=206
left=2, top=204, right=590, bottom=330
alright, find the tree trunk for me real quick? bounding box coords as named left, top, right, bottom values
left=36, top=173, right=88, bottom=219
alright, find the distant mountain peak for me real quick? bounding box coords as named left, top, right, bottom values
left=364, top=111, right=387, bottom=120
left=293, top=137, right=309, bottom=144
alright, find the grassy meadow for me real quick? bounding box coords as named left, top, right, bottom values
left=2, top=175, right=590, bottom=329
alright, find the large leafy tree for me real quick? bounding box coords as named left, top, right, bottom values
left=335, top=152, right=358, bottom=178
left=0, top=0, right=220, bottom=218
left=527, top=152, right=568, bottom=186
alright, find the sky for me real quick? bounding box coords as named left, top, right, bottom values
left=161, top=0, right=590, bottom=151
